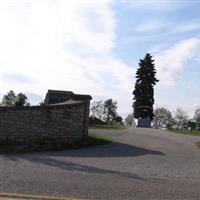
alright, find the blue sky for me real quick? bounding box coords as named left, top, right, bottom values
left=0, top=0, right=200, bottom=118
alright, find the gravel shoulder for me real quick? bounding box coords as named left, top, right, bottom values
left=1, top=128, right=200, bottom=199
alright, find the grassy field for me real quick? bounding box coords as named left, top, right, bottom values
left=0, top=134, right=112, bottom=154
left=89, top=124, right=127, bottom=130
left=169, top=129, right=200, bottom=136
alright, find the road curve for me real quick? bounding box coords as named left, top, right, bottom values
left=1, top=128, right=200, bottom=199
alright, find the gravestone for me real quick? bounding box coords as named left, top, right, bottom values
left=137, top=118, right=151, bottom=128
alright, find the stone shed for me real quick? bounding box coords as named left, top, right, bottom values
left=0, top=90, right=92, bottom=149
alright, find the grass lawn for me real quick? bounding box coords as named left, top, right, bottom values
left=89, top=124, right=127, bottom=130
left=0, top=134, right=112, bottom=154
left=169, top=129, right=200, bottom=136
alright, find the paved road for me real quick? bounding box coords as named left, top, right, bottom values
left=1, top=128, right=200, bottom=199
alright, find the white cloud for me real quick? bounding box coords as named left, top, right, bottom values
left=155, top=37, right=200, bottom=86
left=0, top=0, right=134, bottom=117
left=123, top=1, right=186, bottom=12
left=134, top=19, right=168, bottom=33
left=172, top=19, right=200, bottom=34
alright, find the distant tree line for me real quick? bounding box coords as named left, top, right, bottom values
left=153, top=107, right=200, bottom=132
left=90, top=99, right=136, bottom=126
left=90, top=99, right=124, bottom=125
left=0, top=90, right=30, bottom=107
left=90, top=100, right=200, bottom=131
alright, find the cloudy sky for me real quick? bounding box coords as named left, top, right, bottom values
left=0, top=0, right=200, bottom=117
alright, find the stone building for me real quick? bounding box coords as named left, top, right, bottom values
left=0, top=90, right=92, bottom=149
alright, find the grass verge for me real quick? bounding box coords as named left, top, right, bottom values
left=195, top=141, right=200, bottom=148
left=0, top=192, right=83, bottom=200
left=0, top=134, right=112, bottom=154
left=168, top=129, right=200, bottom=136
left=89, top=124, right=127, bottom=130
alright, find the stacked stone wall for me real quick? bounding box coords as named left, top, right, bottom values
left=0, top=102, right=89, bottom=148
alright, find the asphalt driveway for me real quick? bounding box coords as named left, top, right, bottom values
left=1, top=128, right=200, bottom=199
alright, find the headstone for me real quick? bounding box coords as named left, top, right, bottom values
left=137, top=118, right=151, bottom=128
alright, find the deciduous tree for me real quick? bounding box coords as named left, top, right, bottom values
left=103, top=99, right=117, bottom=124
left=125, top=113, right=135, bottom=127
left=1, top=91, right=30, bottom=107
left=15, top=93, right=30, bottom=106
left=90, top=100, right=104, bottom=120
left=113, top=115, right=123, bottom=125
left=174, top=108, right=188, bottom=129
left=153, top=107, right=173, bottom=129
left=194, top=109, right=200, bottom=127
left=2, top=90, right=17, bottom=107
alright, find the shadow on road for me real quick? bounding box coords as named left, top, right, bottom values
left=50, top=142, right=165, bottom=158
left=29, top=157, right=146, bottom=180
left=6, top=142, right=165, bottom=158
left=5, top=142, right=165, bottom=181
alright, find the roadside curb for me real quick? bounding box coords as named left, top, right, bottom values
left=0, top=193, right=86, bottom=200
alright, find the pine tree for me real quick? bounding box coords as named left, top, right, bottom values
left=133, top=53, right=159, bottom=120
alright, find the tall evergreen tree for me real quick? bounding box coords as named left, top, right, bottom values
left=133, top=53, right=159, bottom=120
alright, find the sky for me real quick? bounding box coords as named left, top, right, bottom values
left=0, top=0, right=200, bottom=118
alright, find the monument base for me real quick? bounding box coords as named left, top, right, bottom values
left=137, top=118, right=151, bottom=128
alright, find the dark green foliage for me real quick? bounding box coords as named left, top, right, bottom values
left=15, top=93, right=30, bottom=106
left=1, top=90, right=30, bottom=107
left=133, top=53, right=159, bottom=120
left=103, top=99, right=117, bottom=124
left=194, top=109, right=200, bottom=127
left=187, top=120, right=196, bottom=132
left=114, top=115, right=123, bottom=125
left=1, top=90, right=16, bottom=107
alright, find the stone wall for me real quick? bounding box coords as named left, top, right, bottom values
left=0, top=90, right=91, bottom=149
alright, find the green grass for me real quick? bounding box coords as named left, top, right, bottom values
left=169, top=129, right=200, bottom=136
left=89, top=124, right=127, bottom=130
left=195, top=141, right=200, bottom=148
left=0, top=134, right=112, bottom=154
